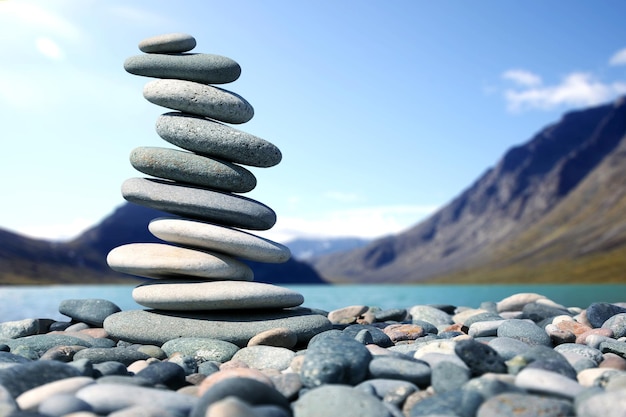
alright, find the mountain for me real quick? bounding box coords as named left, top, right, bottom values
left=313, top=97, right=626, bottom=284
left=286, top=237, right=370, bottom=260
left=0, top=203, right=326, bottom=285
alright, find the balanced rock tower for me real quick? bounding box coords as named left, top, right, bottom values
left=103, top=33, right=331, bottom=346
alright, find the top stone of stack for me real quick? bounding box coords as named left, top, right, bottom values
left=138, top=32, right=197, bottom=53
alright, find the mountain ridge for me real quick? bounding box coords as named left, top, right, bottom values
left=313, top=97, right=626, bottom=283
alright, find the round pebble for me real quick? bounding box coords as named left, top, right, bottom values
left=138, top=33, right=197, bottom=53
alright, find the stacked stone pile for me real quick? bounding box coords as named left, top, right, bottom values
left=104, top=33, right=331, bottom=346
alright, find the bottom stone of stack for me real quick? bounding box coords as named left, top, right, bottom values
left=103, top=308, right=332, bottom=347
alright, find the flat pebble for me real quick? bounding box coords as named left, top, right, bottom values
left=76, top=383, right=197, bottom=415
left=497, top=319, right=552, bottom=346
left=476, top=392, right=573, bottom=417
left=554, top=343, right=603, bottom=365
left=125, top=53, right=240, bottom=84
left=197, top=367, right=273, bottom=396
left=121, top=177, right=276, bottom=230
left=496, top=293, right=547, bottom=312
left=156, top=112, right=281, bottom=167
left=409, top=305, right=453, bottom=327
left=16, top=376, right=94, bottom=411
left=133, top=280, right=303, bottom=310
left=130, top=147, right=256, bottom=193
left=230, top=345, right=295, bottom=371
left=107, top=243, right=254, bottom=281
left=144, top=79, right=254, bottom=124
left=58, top=299, right=121, bottom=327
left=138, top=33, right=196, bottom=53
left=327, top=305, right=368, bottom=325
left=72, top=347, right=151, bottom=366
left=148, top=217, right=290, bottom=263
left=38, top=393, right=93, bottom=416
left=293, top=384, right=393, bottom=417
left=0, top=319, right=40, bottom=339
left=134, top=362, right=187, bottom=390
left=368, top=356, right=431, bottom=387
left=515, top=367, right=584, bottom=398
left=0, top=360, right=82, bottom=397
left=160, top=338, right=239, bottom=363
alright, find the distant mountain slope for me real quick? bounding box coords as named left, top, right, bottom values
left=286, top=237, right=370, bottom=260
left=0, top=203, right=326, bottom=285
left=313, top=97, right=626, bottom=283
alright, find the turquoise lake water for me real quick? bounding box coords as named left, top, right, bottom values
left=1, top=284, right=625, bottom=322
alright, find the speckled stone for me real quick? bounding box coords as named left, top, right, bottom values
left=130, top=147, right=256, bottom=193
left=0, top=319, right=39, bottom=339
left=576, top=387, right=626, bottom=417
left=602, top=313, right=626, bottom=338
left=247, top=327, right=298, bottom=349
left=586, top=303, right=626, bottom=328
left=138, top=33, right=196, bottom=53
left=144, top=79, right=253, bottom=124
left=293, top=384, right=393, bottom=417
left=125, top=53, right=240, bottom=84
left=409, top=305, right=453, bottom=327
left=132, top=280, right=303, bottom=310
left=107, top=243, right=253, bottom=281
left=156, top=112, right=282, bottom=167
left=148, top=218, right=290, bottom=263
left=121, top=177, right=276, bottom=230
left=161, top=338, right=239, bottom=363
left=103, top=308, right=331, bottom=347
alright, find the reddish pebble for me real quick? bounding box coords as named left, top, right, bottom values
left=576, top=328, right=614, bottom=344
left=555, top=320, right=591, bottom=336
left=219, top=359, right=249, bottom=370
left=383, top=323, right=426, bottom=342
left=599, top=353, right=626, bottom=370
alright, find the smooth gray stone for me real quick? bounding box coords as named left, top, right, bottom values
left=576, top=387, right=626, bottom=417
left=73, top=347, right=151, bottom=366
left=554, top=343, right=603, bottom=365
left=0, top=319, right=39, bottom=339
left=156, top=112, right=282, bottom=167
left=431, top=361, right=470, bottom=393
left=160, top=338, right=239, bottom=363
left=0, top=360, right=82, bottom=397
left=107, top=243, right=254, bottom=281
left=408, top=305, right=453, bottom=327
left=134, top=362, right=186, bottom=390
left=514, top=368, right=584, bottom=399
left=355, top=378, right=418, bottom=407
left=477, top=393, right=573, bottom=417
left=37, top=393, right=92, bottom=417
left=149, top=217, right=290, bottom=263
left=368, top=356, right=431, bottom=387
left=144, top=79, right=253, bottom=124
left=293, top=385, right=393, bottom=417
left=121, top=177, right=276, bottom=230
left=602, top=313, right=626, bottom=338
left=103, top=308, right=332, bottom=347
left=58, top=299, right=121, bottom=327
left=125, top=53, right=240, bottom=84
left=488, top=337, right=531, bottom=361
left=496, top=319, right=552, bottom=346
left=138, top=33, right=196, bottom=53
left=3, top=334, right=93, bottom=356
left=76, top=384, right=197, bottom=415
left=231, top=345, right=295, bottom=371
left=130, top=147, right=256, bottom=193
left=132, top=280, right=303, bottom=310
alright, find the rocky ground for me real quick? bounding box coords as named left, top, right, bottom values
left=0, top=292, right=625, bottom=417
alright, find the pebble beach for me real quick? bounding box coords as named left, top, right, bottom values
left=0, top=292, right=625, bottom=417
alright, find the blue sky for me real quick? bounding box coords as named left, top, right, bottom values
left=1, top=1, right=626, bottom=243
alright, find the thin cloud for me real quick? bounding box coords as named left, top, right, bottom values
left=503, top=71, right=626, bottom=112
left=0, top=2, right=81, bottom=40
left=36, top=37, right=64, bottom=60
left=609, top=47, right=626, bottom=66
left=257, top=204, right=440, bottom=243
left=18, top=217, right=96, bottom=242
left=502, top=69, right=542, bottom=87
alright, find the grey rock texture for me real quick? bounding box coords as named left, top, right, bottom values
left=125, top=53, right=241, bottom=84
left=156, top=112, right=281, bottom=167
left=144, top=79, right=253, bottom=124
left=138, top=33, right=196, bottom=53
